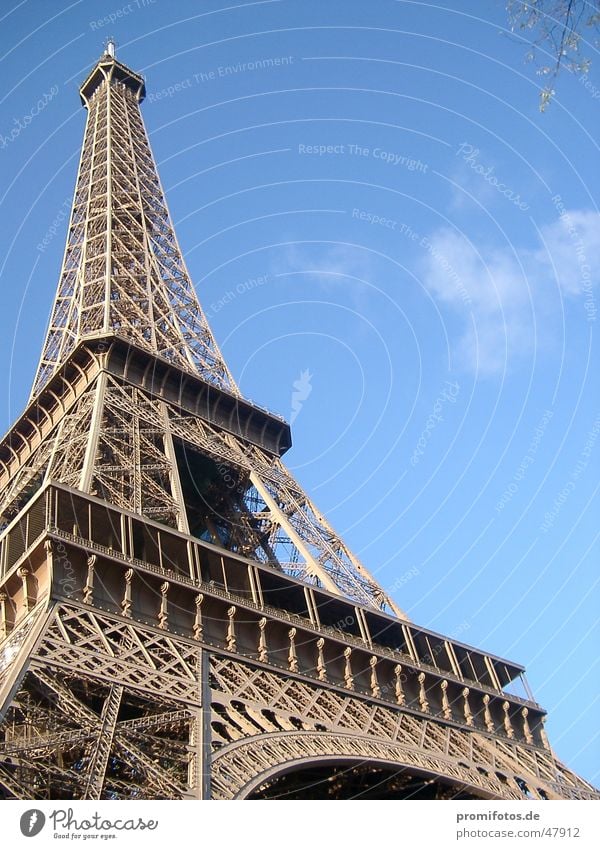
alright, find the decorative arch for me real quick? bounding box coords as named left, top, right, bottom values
left=211, top=731, right=525, bottom=800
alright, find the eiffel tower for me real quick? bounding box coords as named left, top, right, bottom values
left=0, top=45, right=595, bottom=802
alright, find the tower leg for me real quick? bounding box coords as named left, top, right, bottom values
left=188, top=649, right=212, bottom=799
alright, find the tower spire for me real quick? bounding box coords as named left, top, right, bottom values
left=31, top=47, right=236, bottom=401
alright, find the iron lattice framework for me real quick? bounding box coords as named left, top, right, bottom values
left=32, top=52, right=237, bottom=400
left=0, top=46, right=596, bottom=801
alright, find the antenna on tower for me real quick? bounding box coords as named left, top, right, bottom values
left=105, top=38, right=116, bottom=58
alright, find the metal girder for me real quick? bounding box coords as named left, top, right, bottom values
left=83, top=685, right=123, bottom=799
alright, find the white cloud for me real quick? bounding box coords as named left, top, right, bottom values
left=272, top=243, right=375, bottom=311
left=419, top=210, right=600, bottom=375
left=534, top=209, right=600, bottom=297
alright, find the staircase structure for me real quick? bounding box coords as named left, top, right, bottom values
left=0, top=45, right=596, bottom=800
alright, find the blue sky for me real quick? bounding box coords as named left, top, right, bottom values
left=0, top=1, right=598, bottom=785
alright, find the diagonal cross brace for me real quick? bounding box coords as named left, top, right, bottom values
left=83, top=684, right=123, bottom=799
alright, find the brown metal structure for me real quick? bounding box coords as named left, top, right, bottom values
left=0, top=46, right=596, bottom=800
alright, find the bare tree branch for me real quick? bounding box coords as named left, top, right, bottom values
left=507, top=0, right=600, bottom=109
